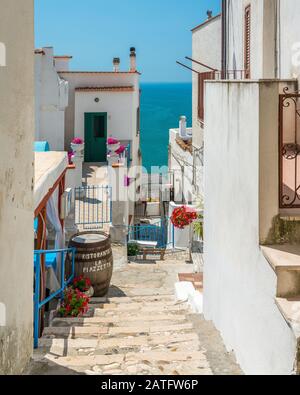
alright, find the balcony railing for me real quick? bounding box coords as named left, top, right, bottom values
left=176, top=58, right=246, bottom=123
left=279, top=88, right=300, bottom=209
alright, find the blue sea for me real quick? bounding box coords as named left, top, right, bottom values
left=140, top=83, right=192, bottom=172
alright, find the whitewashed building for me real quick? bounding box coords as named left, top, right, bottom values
left=204, top=0, right=300, bottom=375
left=169, top=13, right=221, bottom=205
left=35, top=47, right=69, bottom=151
left=0, top=0, right=35, bottom=374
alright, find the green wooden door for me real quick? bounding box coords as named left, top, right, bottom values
left=84, top=113, right=107, bottom=162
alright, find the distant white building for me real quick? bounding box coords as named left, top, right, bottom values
left=57, top=48, right=141, bottom=172
left=35, top=47, right=69, bottom=151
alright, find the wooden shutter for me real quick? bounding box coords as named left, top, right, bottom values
left=244, top=5, right=251, bottom=79
left=198, top=72, right=215, bottom=122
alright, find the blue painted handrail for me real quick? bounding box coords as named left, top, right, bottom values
left=33, top=248, right=76, bottom=349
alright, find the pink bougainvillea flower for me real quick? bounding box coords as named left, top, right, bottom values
left=115, top=145, right=126, bottom=155
left=68, top=151, right=74, bottom=165
left=107, top=137, right=119, bottom=145
left=72, top=137, right=84, bottom=145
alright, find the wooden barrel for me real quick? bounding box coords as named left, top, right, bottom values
left=69, top=232, right=113, bottom=297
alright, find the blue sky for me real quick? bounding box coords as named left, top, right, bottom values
left=35, top=0, right=221, bottom=82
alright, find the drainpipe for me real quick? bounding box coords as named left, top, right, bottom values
left=221, top=0, right=228, bottom=78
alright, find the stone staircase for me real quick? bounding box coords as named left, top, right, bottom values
left=262, top=245, right=300, bottom=374
left=29, top=294, right=212, bottom=375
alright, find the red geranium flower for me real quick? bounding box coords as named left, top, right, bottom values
left=171, top=206, right=198, bottom=229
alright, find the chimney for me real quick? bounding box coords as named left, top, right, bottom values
left=207, top=10, right=213, bottom=19
left=54, top=54, right=73, bottom=72
left=130, top=47, right=136, bottom=72
left=113, top=57, right=120, bottom=72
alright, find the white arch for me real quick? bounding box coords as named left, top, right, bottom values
left=0, top=303, right=6, bottom=327
left=0, top=42, right=6, bottom=67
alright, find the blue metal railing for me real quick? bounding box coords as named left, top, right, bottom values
left=127, top=219, right=175, bottom=249
left=33, top=248, right=76, bottom=349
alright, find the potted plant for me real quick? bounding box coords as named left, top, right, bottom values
left=193, top=213, right=204, bottom=241
left=73, top=275, right=94, bottom=298
left=107, top=137, right=121, bottom=153
left=127, top=242, right=139, bottom=261
left=58, top=288, right=90, bottom=318
left=71, top=137, right=85, bottom=154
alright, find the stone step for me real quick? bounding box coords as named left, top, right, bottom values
left=108, top=322, right=194, bottom=336
left=91, top=299, right=188, bottom=311
left=37, top=333, right=200, bottom=357
left=51, top=314, right=188, bottom=327
left=34, top=350, right=208, bottom=372
left=43, top=326, right=109, bottom=339
left=90, top=294, right=176, bottom=305
left=92, top=303, right=189, bottom=316
left=39, top=332, right=199, bottom=351
left=261, top=245, right=300, bottom=298
left=42, top=322, right=194, bottom=339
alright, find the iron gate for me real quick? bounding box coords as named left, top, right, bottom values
left=75, top=185, right=112, bottom=228
left=279, top=88, right=300, bottom=208
left=127, top=218, right=175, bottom=249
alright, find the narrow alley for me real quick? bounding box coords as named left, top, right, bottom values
left=26, top=256, right=241, bottom=376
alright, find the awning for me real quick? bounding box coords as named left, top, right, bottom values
left=34, top=151, right=68, bottom=213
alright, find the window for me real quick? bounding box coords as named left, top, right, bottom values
left=93, top=115, right=106, bottom=138
left=244, top=5, right=251, bottom=79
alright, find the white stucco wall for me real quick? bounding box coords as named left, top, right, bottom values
left=75, top=90, right=135, bottom=144
left=279, top=0, right=300, bottom=80
left=204, top=80, right=297, bottom=375
left=192, top=15, right=222, bottom=148
left=35, top=47, right=68, bottom=151
left=0, top=0, right=34, bottom=374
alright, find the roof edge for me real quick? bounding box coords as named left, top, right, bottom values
left=191, top=14, right=221, bottom=32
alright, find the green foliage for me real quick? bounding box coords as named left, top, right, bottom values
left=128, top=242, right=139, bottom=257
left=193, top=214, right=204, bottom=240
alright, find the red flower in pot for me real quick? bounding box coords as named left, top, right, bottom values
left=171, top=206, right=198, bottom=229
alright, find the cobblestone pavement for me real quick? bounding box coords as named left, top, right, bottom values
left=26, top=260, right=242, bottom=375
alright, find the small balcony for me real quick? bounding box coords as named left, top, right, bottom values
left=176, top=58, right=246, bottom=124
